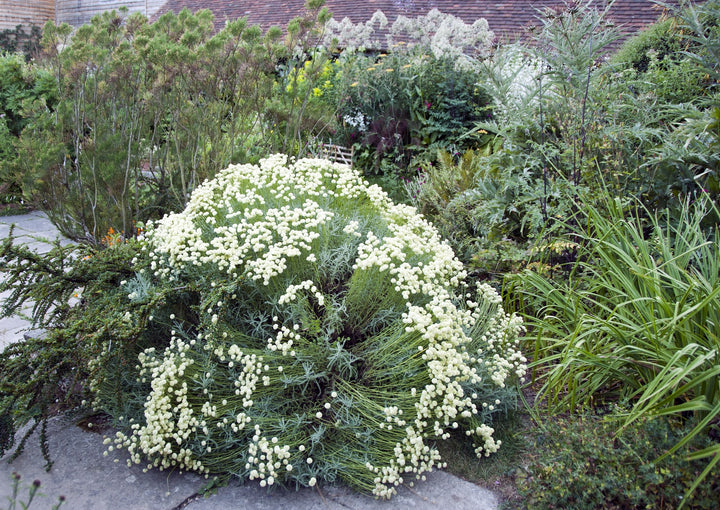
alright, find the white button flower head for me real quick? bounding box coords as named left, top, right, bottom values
left=123, top=155, right=526, bottom=499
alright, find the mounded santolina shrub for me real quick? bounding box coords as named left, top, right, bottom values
left=101, top=155, right=526, bottom=497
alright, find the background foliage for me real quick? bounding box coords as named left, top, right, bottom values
left=0, top=52, right=56, bottom=207
left=2, top=0, right=720, bottom=505
left=2, top=3, right=333, bottom=241
left=516, top=411, right=720, bottom=510
left=0, top=24, right=42, bottom=60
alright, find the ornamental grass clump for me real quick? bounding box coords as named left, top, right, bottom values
left=106, top=155, right=526, bottom=497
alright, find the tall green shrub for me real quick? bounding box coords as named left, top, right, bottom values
left=0, top=52, right=56, bottom=205
left=326, top=9, right=494, bottom=178
left=16, top=1, right=331, bottom=243
left=29, top=8, right=289, bottom=242
left=639, top=0, right=720, bottom=208
left=612, top=15, right=709, bottom=104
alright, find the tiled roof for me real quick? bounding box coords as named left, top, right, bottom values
left=155, top=1, right=674, bottom=44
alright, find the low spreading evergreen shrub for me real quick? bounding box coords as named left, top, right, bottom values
left=516, top=412, right=720, bottom=510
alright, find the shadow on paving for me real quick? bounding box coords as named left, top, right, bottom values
left=0, top=416, right=498, bottom=510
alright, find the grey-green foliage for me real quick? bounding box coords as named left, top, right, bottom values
left=531, top=0, right=621, bottom=186
left=425, top=0, right=719, bottom=268
left=423, top=1, right=626, bottom=255
left=671, top=0, right=720, bottom=83
left=415, top=147, right=581, bottom=276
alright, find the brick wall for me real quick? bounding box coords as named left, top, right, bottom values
left=0, top=0, right=54, bottom=30
left=0, top=0, right=167, bottom=31
left=55, top=0, right=166, bottom=27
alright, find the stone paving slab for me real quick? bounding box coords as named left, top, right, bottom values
left=184, top=470, right=497, bottom=510
left=1, top=416, right=498, bottom=510
left=1, top=212, right=71, bottom=350
left=0, top=211, right=70, bottom=254
left=0, top=417, right=205, bottom=510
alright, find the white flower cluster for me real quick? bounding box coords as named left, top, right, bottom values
left=466, top=423, right=500, bottom=457
left=226, top=345, right=268, bottom=407
left=471, top=285, right=528, bottom=388
left=278, top=280, right=325, bottom=306
left=112, top=333, right=273, bottom=473
left=324, top=9, right=494, bottom=70
left=268, top=320, right=299, bottom=356
left=365, top=426, right=443, bottom=499
left=117, top=156, right=527, bottom=498
left=390, top=9, right=494, bottom=69
left=348, top=205, right=525, bottom=498
left=246, top=427, right=294, bottom=487
left=146, top=155, right=375, bottom=284
left=112, top=336, right=206, bottom=474
left=323, top=11, right=388, bottom=52
left=342, top=110, right=369, bottom=132
left=343, top=220, right=362, bottom=237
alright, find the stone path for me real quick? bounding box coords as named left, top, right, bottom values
left=0, top=211, right=71, bottom=351
left=0, top=211, right=500, bottom=510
